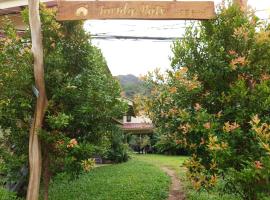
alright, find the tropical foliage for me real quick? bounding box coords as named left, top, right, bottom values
left=141, top=3, right=270, bottom=199
left=0, top=5, right=128, bottom=197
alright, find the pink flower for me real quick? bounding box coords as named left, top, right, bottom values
left=254, top=161, right=263, bottom=169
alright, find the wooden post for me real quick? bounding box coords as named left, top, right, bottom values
left=233, top=0, right=247, bottom=12
left=27, top=0, right=48, bottom=200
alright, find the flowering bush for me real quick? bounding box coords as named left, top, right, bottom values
left=0, top=5, right=127, bottom=197
left=141, top=3, right=270, bottom=199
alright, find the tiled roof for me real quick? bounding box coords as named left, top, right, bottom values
left=123, top=123, right=154, bottom=131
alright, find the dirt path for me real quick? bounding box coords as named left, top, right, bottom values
left=161, top=167, right=186, bottom=200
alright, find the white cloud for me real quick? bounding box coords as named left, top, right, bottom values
left=93, top=39, right=173, bottom=76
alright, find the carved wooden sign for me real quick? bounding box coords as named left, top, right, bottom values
left=56, top=1, right=215, bottom=21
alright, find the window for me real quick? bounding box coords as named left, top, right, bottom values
left=127, top=116, right=131, bottom=122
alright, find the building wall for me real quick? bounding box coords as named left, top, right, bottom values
left=123, top=115, right=152, bottom=123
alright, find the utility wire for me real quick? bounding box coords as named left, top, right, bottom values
left=91, top=35, right=183, bottom=40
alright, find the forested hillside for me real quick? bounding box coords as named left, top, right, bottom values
left=116, top=74, right=149, bottom=99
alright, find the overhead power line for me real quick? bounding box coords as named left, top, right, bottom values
left=91, top=35, right=183, bottom=41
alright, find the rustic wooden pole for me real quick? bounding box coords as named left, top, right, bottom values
left=233, top=0, right=247, bottom=12
left=27, top=0, right=48, bottom=200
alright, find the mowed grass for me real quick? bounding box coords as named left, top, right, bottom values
left=48, top=159, right=170, bottom=200
left=134, top=154, right=241, bottom=200
left=133, top=154, right=187, bottom=175
left=48, top=154, right=241, bottom=200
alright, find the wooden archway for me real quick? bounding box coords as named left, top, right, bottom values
left=0, top=0, right=247, bottom=199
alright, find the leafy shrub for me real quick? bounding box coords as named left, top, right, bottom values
left=0, top=187, right=22, bottom=200
left=108, top=127, right=130, bottom=163
left=224, top=159, right=270, bottom=200
left=154, top=133, right=187, bottom=155
left=141, top=2, right=270, bottom=199
left=0, top=18, right=33, bottom=189
left=128, top=134, right=153, bottom=153
left=0, top=5, right=127, bottom=198
left=81, top=158, right=96, bottom=172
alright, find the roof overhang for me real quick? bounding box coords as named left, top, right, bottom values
left=0, top=0, right=57, bottom=31
left=0, top=0, right=54, bottom=10
left=122, top=123, right=154, bottom=134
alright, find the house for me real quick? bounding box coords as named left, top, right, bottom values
left=119, top=97, right=154, bottom=154
left=121, top=97, right=153, bottom=135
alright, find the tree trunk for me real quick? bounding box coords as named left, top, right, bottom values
left=27, top=1, right=48, bottom=200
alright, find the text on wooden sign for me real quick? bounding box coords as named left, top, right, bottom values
left=57, top=1, right=215, bottom=20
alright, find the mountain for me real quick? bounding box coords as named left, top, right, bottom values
left=117, top=74, right=142, bottom=86
left=116, top=74, right=149, bottom=99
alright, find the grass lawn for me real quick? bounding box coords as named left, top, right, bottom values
left=133, top=154, right=187, bottom=175
left=48, top=159, right=170, bottom=200
left=134, top=154, right=241, bottom=200
left=48, top=154, right=240, bottom=200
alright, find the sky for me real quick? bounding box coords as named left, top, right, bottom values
left=84, top=0, right=270, bottom=76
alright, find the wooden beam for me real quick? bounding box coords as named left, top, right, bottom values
left=0, top=0, right=53, bottom=9
left=56, top=1, right=215, bottom=21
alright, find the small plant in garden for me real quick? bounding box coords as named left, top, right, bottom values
left=81, top=158, right=95, bottom=172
